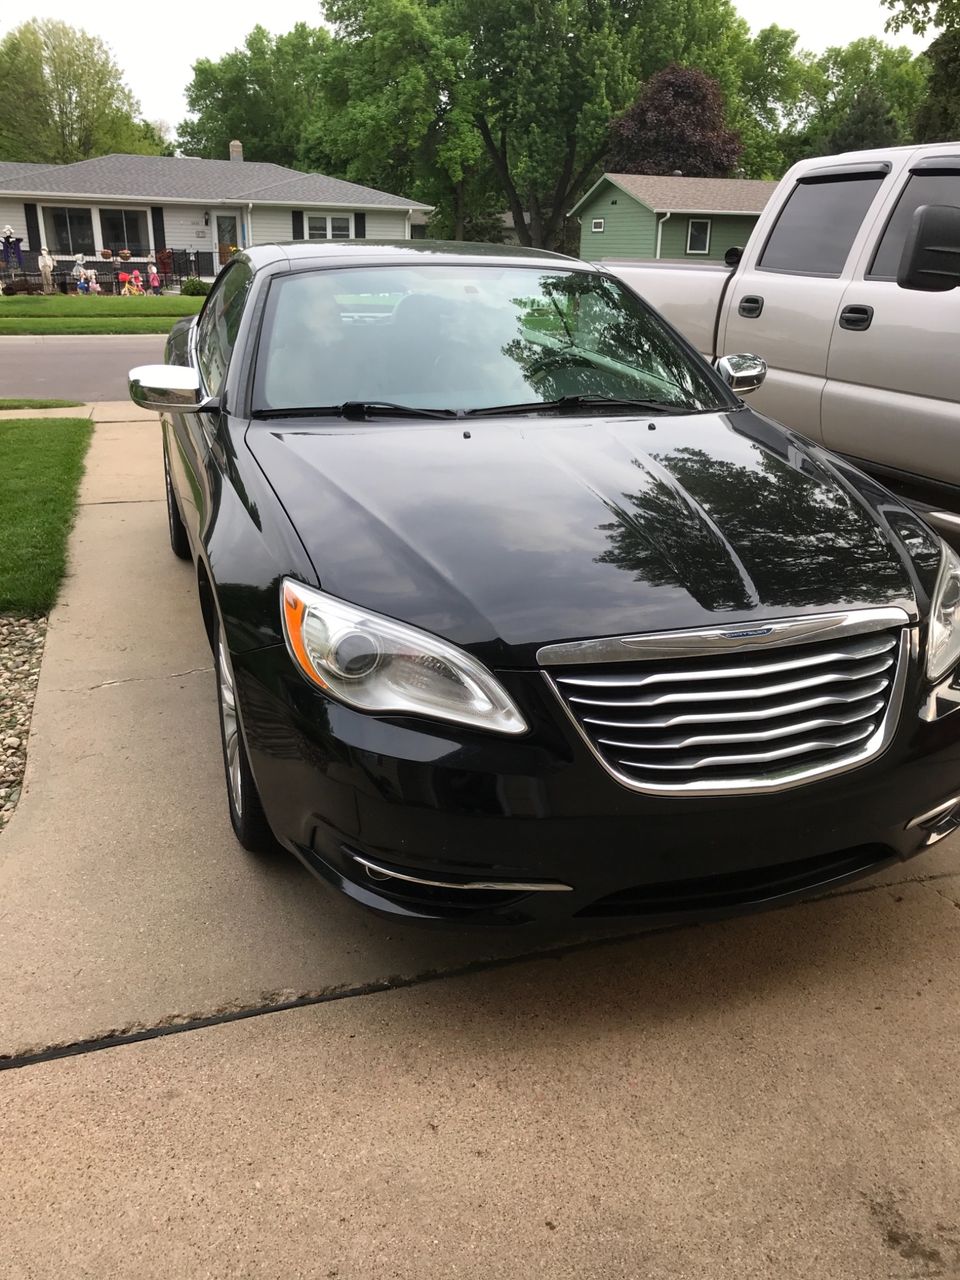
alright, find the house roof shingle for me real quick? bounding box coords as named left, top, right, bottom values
left=0, top=153, right=431, bottom=210
left=574, top=172, right=779, bottom=216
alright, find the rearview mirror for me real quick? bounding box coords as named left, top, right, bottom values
left=898, top=204, right=960, bottom=292
left=128, top=364, right=211, bottom=414
left=715, top=353, right=767, bottom=395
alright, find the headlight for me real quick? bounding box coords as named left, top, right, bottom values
left=281, top=579, right=527, bottom=735
left=927, top=543, right=960, bottom=682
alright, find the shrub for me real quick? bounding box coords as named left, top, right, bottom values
left=180, top=277, right=211, bottom=296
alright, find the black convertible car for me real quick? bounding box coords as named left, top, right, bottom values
left=130, top=241, right=960, bottom=925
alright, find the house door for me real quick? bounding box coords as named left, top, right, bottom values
left=215, top=213, right=239, bottom=266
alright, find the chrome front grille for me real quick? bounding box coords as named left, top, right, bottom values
left=542, top=611, right=911, bottom=796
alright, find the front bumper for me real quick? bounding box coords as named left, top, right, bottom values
left=235, top=645, right=960, bottom=925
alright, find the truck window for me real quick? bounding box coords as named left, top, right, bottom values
left=758, top=175, right=885, bottom=276
left=868, top=171, right=960, bottom=279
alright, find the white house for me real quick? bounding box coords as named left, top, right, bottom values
left=0, top=143, right=431, bottom=274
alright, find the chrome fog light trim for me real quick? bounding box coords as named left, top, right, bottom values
left=350, top=854, right=573, bottom=893
left=907, top=792, right=960, bottom=829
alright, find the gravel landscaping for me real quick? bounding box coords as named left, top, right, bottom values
left=0, top=615, right=45, bottom=830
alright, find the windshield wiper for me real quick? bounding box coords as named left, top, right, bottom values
left=466, top=395, right=693, bottom=418
left=252, top=401, right=458, bottom=421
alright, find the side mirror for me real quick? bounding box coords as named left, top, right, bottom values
left=715, top=352, right=767, bottom=395
left=128, top=364, right=211, bottom=413
left=898, top=204, right=960, bottom=292
left=724, top=245, right=743, bottom=267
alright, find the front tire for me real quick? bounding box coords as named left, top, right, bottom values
left=215, top=618, right=276, bottom=855
left=164, top=445, right=191, bottom=560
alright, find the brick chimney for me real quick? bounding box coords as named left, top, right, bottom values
left=229, top=139, right=243, bottom=162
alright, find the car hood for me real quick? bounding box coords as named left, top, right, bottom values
left=245, top=408, right=916, bottom=665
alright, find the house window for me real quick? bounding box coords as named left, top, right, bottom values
left=99, top=208, right=150, bottom=255
left=44, top=206, right=95, bottom=255
left=591, top=218, right=605, bottom=233
left=307, top=214, right=353, bottom=240
left=687, top=219, right=711, bottom=254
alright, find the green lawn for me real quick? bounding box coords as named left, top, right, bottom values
left=0, top=398, right=84, bottom=409
left=0, top=294, right=204, bottom=335
left=0, top=418, right=93, bottom=615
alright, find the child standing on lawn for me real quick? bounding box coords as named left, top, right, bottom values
left=147, top=264, right=161, bottom=295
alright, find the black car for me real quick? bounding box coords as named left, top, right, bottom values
left=129, top=241, right=960, bottom=925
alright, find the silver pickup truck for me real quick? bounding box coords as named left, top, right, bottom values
left=603, top=143, right=960, bottom=533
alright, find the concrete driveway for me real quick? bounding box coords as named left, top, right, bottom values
left=0, top=334, right=165, bottom=400
left=2, top=411, right=960, bottom=1277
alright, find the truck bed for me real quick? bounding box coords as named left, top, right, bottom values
left=598, top=260, right=733, bottom=359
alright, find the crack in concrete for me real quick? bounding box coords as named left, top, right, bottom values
left=2, top=865, right=956, bottom=1072
left=51, top=666, right=213, bottom=694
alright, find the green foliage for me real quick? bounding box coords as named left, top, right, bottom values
left=0, top=418, right=93, bottom=615
left=0, top=20, right=164, bottom=164
left=177, top=25, right=330, bottom=167
left=180, top=278, right=211, bottom=297
left=779, top=37, right=928, bottom=165
left=826, top=86, right=902, bottom=153
left=883, top=0, right=960, bottom=34
left=916, top=29, right=960, bottom=140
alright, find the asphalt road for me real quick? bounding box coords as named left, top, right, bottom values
left=4, top=409, right=960, bottom=1276
left=0, top=334, right=165, bottom=400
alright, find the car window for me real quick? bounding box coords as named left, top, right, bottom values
left=868, top=171, right=960, bottom=279
left=758, top=175, right=886, bottom=276
left=252, top=264, right=734, bottom=415
left=196, top=261, right=254, bottom=397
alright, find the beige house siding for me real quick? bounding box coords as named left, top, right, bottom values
left=365, top=209, right=408, bottom=238
left=162, top=204, right=214, bottom=254
left=250, top=205, right=296, bottom=243
left=0, top=198, right=27, bottom=240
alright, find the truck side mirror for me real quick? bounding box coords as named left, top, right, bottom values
left=898, top=204, right=960, bottom=292
left=724, top=246, right=743, bottom=267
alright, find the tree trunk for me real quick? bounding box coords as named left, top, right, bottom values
left=455, top=177, right=465, bottom=240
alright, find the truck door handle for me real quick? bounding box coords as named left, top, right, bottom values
left=839, top=304, right=874, bottom=331
left=738, top=295, right=763, bottom=318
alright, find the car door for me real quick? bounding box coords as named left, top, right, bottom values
left=169, top=260, right=254, bottom=545
left=821, top=156, right=960, bottom=492
left=718, top=162, right=893, bottom=443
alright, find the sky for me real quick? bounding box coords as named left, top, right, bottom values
left=0, top=0, right=930, bottom=142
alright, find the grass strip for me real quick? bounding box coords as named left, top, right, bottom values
left=0, top=318, right=185, bottom=335
left=0, top=296, right=203, bottom=317
left=0, top=398, right=84, bottom=409
left=0, top=418, right=93, bottom=615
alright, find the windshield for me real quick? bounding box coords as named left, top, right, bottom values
left=253, top=264, right=734, bottom=416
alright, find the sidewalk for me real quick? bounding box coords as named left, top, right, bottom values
left=2, top=408, right=960, bottom=1277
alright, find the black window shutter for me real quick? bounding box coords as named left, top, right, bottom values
left=354, top=211, right=366, bottom=239
left=292, top=210, right=304, bottom=239
left=24, top=202, right=40, bottom=251
left=150, top=206, right=166, bottom=251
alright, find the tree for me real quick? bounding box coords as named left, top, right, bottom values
left=915, top=29, right=960, bottom=140
left=883, top=0, right=960, bottom=34
left=780, top=37, right=928, bottom=163
left=826, top=86, right=902, bottom=152
left=0, top=20, right=164, bottom=164
left=318, top=0, right=755, bottom=249
left=178, top=25, right=330, bottom=168
left=607, top=65, right=742, bottom=177
left=728, top=25, right=817, bottom=178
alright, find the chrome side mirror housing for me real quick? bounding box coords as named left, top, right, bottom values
left=715, top=352, right=767, bottom=395
left=128, top=364, right=211, bottom=414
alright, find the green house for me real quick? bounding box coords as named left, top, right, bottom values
left=570, top=173, right=778, bottom=262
